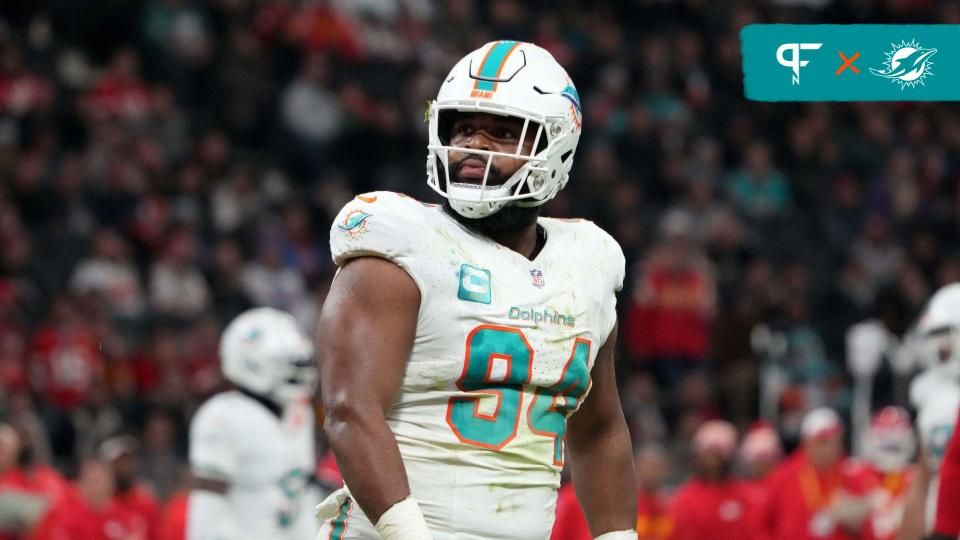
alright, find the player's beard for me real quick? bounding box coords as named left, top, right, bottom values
left=441, top=156, right=540, bottom=237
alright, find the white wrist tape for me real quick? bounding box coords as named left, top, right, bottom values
left=375, top=496, right=433, bottom=540
left=595, top=531, right=639, bottom=540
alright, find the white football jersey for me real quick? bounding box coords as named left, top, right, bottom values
left=909, top=365, right=959, bottom=410
left=188, top=391, right=316, bottom=540
left=318, top=192, right=624, bottom=539
left=916, top=383, right=960, bottom=531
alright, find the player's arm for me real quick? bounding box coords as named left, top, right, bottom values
left=566, top=321, right=638, bottom=538
left=897, top=459, right=928, bottom=540
left=317, top=256, right=427, bottom=532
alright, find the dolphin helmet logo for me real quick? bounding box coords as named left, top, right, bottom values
left=870, top=39, right=937, bottom=89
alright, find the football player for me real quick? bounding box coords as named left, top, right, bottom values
left=903, top=389, right=959, bottom=539
left=908, top=283, right=960, bottom=412
left=187, top=307, right=318, bottom=540
left=901, top=283, right=960, bottom=539
left=316, top=41, right=637, bottom=539
left=930, top=406, right=960, bottom=540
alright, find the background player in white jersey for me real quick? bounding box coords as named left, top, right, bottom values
left=316, top=41, right=637, bottom=539
left=901, top=283, right=960, bottom=537
left=187, top=307, right=318, bottom=540
left=909, top=283, right=960, bottom=411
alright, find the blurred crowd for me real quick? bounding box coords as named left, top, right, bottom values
left=554, top=407, right=926, bottom=540
left=0, top=0, right=959, bottom=537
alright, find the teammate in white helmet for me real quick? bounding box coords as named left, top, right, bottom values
left=316, top=41, right=637, bottom=539
left=187, top=307, right=318, bottom=540
left=908, top=283, right=960, bottom=410
left=898, top=283, right=960, bottom=539
left=898, top=387, right=960, bottom=539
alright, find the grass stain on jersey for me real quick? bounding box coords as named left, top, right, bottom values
left=495, top=500, right=524, bottom=514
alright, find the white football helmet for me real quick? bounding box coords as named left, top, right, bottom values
left=426, top=40, right=582, bottom=218
left=915, top=282, right=960, bottom=377
left=220, top=307, right=317, bottom=405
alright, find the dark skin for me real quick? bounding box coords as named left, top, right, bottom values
left=448, top=113, right=540, bottom=256
left=192, top=477, right=228, bottom=494
left=318, top=112, right=637, bottom=533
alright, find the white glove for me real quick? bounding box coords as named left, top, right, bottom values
left=375, top=497, right=433, bottom=540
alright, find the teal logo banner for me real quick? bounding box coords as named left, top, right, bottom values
left=741, top=25, right=959, bottom=101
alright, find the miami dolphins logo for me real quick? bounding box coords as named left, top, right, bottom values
left=870, top=39, right=937, bottom=89
left=337, top=210, right=372, bottom=238
left=560, top=84, right=581, bottom=115
left=560, top=82, right=582, bottom=128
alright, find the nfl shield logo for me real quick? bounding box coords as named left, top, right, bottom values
left=530, top=268, right=545, bottom=288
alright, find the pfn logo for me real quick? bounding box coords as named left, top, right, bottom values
left=776, top=43, right=823, bottom=85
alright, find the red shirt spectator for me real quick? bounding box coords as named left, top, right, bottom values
left=0, top=46, right=53, bottom=116
left=636, top=489, right=671, bottom=540
left=763, top=408, right=873, bottom=540
left=861, top=467, right=913, bottom=540
left=0, top=425, right=70, bottom=540
left=739, top=422, right=784, bottom=507
left=626, top=214, right=715, bottom=361
left=0, top=466, right=71, bottom=508
left=111, top=486, right=159, bottom=540
left=0, top=325, right=27, bottom=394
left=551, top=482, right=591, bottom=540
left=85, top=50, right=151, bottom=122
left=0, top=426, right=69, bottom=540
left=100, top=437, right=160, bottom=540
left=668, top=478, right=761, bottom=540
left=859, top=406, right=917, bottom=540
left=286, top=3, right=363, bottom=60
left=31, top=460, right=147, bottom=540
left=551, top=482, right=673, bottom=540
left=31, top=490, right=146, bottom=540
left=29, top=316, right=103, bottom=411
left=157, top=492, right=187, bottom=540
left=552, top=445, right=674, bottom=540
left=635, top=445, right=672, bottom=540
left=668, top=420, right=765, bottom=540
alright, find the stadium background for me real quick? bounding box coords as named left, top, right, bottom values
left=0, top=0, right=956, bottom=536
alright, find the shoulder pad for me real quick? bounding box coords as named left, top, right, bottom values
left=329, top=191, right=432, bottom=267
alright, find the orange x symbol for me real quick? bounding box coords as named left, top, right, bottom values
left=836, top=51, right=860, bottom=75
